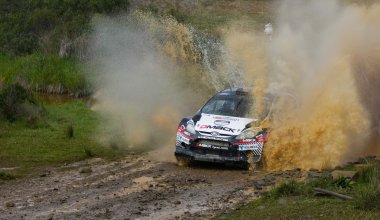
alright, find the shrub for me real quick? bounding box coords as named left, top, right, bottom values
left=333, top=176, right=354, bottom=189
left=0, top=0, right=130, bottom=56
left=0, top=83, right=43, bottom=122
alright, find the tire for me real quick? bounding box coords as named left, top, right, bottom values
left=176, top=155, right=190, bottom=167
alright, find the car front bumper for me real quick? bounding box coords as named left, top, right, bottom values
left=175, top=145, right=249, bottom=164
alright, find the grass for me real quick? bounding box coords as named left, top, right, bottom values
left=220, top=164, right=380, bottom=219
left=0, top=171, right=16, bottom=180
left=0, top=99, right=129, bottom=176
left=0, top=53, right=89, bottom=95
left=355, top=165, right=380, bottom=210
left=136, top=0, right=273, bottom=36
left=220, top=196, right=380, bottom=220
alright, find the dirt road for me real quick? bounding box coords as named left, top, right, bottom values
left=0, top=154, right=304, bottom=220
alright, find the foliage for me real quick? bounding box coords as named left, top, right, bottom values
left=333, top=176, right=354, bottom=189
left=221, top=166, right=380, bottom=219
left=0, top=54, right=89, bottom=95
left=0, top=100, right=129, bottom=175
left=262, top=180, right=310, bottom=199
left=0, top=83, right=41, bottom=122
left=355, top=165, right=380, bottom=210
left=0, top=0, right=130, bottom=56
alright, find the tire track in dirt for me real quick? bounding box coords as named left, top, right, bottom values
left=0, top=154, right=305, bottom=219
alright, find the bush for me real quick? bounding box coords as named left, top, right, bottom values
left=0, top=83, right=41, bottom=122
left=333, top=176, right=354, bottom=189
left=0, top=0, right=130, bottom=56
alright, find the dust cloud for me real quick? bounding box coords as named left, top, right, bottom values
left=86, top=10, right=246, bottom=161
left=88, top=1, right=380, bottom=169
left=87, top=13, right=203, bottom=161
left=225, top=0, right=380, bottom=170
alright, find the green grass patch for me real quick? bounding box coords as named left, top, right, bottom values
left=0, top=53, right=89, bottom=94
left=0, top=100, right=128, bottom=176
left=220, top=164, right=380, bottom=219
left=0, top=171, right=16, bottom=180
left=355, top=164, right=380, bottom=211
left=220, top=196, right=380, bottom=220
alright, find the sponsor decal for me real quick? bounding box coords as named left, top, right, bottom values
left=199, top=136, right=229, bottom=141
left=212, top=116, right=240, bottom=121
left=199, top=124, right=237, bottom=133
left=236, top=133, right=267, bottom=143
left=238, top=141, right=264, bottom=156
left=176, top=133, right=190, bottom=145
left=214, top=120, right=230, bottom=126
left=198, top=143, right=229, bottom=150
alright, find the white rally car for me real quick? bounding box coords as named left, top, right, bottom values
left=174, top=88, right=271, bottom=170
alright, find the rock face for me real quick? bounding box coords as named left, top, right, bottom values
left=331, top=170, right=358, bottom=180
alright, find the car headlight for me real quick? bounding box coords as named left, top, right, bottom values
left=186, top=123, right=196, bottom=134
left=236, top=127, right=261, bottom=140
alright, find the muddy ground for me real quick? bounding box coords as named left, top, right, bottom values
left=0, top=154, right=310, bottom=220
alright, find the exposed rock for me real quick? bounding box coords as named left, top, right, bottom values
left=331, top=170, right=358, bottom=180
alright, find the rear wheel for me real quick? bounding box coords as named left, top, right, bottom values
left=176, top=155, right=190, bottom=167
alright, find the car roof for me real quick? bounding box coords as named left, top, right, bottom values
left=218, top=87, right=251, bottom=96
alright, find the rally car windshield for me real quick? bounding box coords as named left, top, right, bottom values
left=201, top=95, right=253, bottom=118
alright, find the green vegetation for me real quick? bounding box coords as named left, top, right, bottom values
left=355, top=165, right=380, bottom=210
left=221, top=197, right=380, bottom=220
left=220, top=164, right=380, bottom=219
left=0, top=54, right=88, bottom=95
left=0, top=0, right=130, bottom=56
left=0, top=83, right=39, bottom=121
left=0, top=171, right=16, bottom=180
left=139, top=0, right=273, bottom=35
left=0, top=99, right=129, bottom=176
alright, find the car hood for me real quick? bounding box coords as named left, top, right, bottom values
left=194, top=113, right=256, bottom=136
